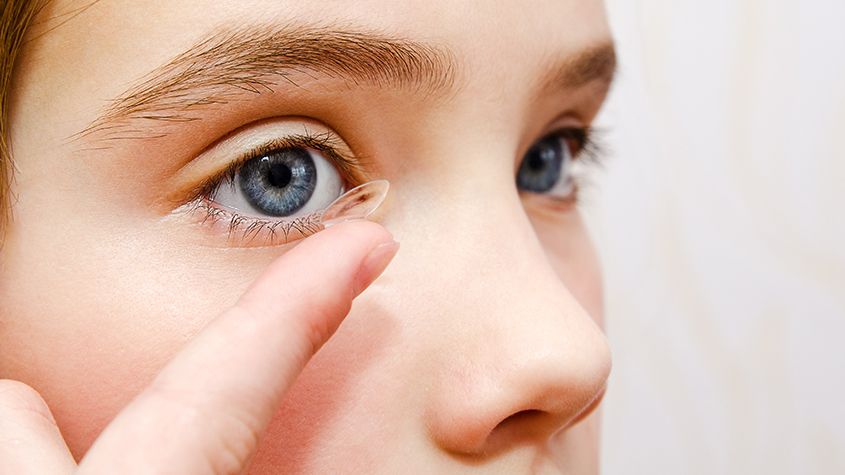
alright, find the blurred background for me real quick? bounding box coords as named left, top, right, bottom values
left=586, top=1, right=845, bottom=473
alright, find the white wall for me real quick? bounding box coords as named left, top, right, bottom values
left=588, top=1, right=845, bottom=474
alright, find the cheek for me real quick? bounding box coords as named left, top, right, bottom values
left=250, top=297, right=407, bottom=473
left=0, top=208, right=274, bottom=457
left=530, top=210, right=604, bottom=326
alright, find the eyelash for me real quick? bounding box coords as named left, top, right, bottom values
left=547, top=126, right=606, bottom=204
left=559, top=126, right=605, bottom=166
left=182, top=126, right=605, bottom=247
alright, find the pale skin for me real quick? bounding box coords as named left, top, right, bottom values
left=0, top=0, right=615, bottom=473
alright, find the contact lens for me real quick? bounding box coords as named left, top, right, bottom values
left=192, top=179, right=389, bottom=246
left=319, top=179, right=390, bottom=227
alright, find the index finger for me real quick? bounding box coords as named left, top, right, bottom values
left=78, top=221, right=398, bottom=474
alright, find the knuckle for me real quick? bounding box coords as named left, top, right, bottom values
left=141, top=383, right=262, bottom=474
left=206, top=412, right=261, bottom=475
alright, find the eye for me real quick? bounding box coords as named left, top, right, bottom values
left=212, top=146, right=344, bottom=218
left=516, top=130, right=580, bottom=198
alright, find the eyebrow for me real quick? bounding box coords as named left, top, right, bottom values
left=541, top=42, right=617, bottom=92
left=76, top=25, right=615, bottom=144
left=76, top=24, right=458, bottom=142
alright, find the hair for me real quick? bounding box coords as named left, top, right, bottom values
left=1, top=0, right=48, bottom=237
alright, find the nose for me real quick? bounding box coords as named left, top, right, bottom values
left=394, top=188, right=612, bottom=456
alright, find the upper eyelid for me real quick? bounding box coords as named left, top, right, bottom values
left=523, top=126, right=592, bottom=159
left=231, top=133, right=362, bottom=184
left=161, top=119, right=364, bottom=208
left=187, top=133, right=364, bottom=206
left=556, top=128, right=591, bottom=155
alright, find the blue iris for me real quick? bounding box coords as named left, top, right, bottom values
left=238, top=148, right=317, bottom=216
left=517, top=134, right=565, bottom=193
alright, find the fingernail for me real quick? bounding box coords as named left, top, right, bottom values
left=353, top=240, right=400, bottom=296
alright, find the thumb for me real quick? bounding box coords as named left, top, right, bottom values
left=0, top=380, right=77, bottom=474
left=78, top=220, right=398, bottom=474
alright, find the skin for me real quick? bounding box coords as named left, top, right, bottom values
left=0, top=0, right=614, bottom=473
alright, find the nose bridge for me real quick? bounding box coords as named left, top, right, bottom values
left=387, top=182, right=611, bottom=455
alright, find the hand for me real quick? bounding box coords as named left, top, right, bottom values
left=0, top=221, right=398, bottom=474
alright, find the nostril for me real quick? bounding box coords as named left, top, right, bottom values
left=483, top=409, right=560, bottom=452
left=495, top=409, right=546, bottom=431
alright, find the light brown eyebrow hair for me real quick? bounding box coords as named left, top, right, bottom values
left=75, top=24, right=615, bottom=145
left=542, top=42, right=617, bottom=92
left=75, top=24, right=459, bottom=143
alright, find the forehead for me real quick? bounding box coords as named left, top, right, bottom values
left=19, top=0, right=612, bottom=153
left=40, top=0, right=611, bottom=77
left=65, top=0, right=611, bottom=39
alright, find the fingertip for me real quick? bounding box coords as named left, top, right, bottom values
left=241, top=219, right=395, bottom=313
left=353, top=240, right=400, bottom=296
left=312, top=219, right=395, bottom=250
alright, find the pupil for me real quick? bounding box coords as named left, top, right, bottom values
left=239, top=148, right=318, bottom=216
left=527, top=152, right=547, bottom=171
left=268, top=162, right=292, bottom=188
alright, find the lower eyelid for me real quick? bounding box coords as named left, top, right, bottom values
left=176, top=198, right=324, bottom=248
left=520, top=183, right=581, bottom=212
left=177, top=179, right=390, bottom=248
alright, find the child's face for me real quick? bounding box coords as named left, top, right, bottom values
left=1, top=0, right=615, bottom=472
